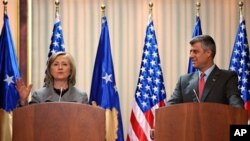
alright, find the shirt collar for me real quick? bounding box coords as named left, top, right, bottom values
left=199, top=64, right=215, bottom=81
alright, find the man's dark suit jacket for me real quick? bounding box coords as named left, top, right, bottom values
left=167, top=65, right=244, bottom=108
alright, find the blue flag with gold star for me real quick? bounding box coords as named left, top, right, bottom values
left=0, top=14, right=20, bottom=112
left=89, top=16, right=124, bottom=141
left=188, top=16, right=202, bottom=73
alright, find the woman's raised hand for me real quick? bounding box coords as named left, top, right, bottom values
left=16, top=78, right=32, bottom=104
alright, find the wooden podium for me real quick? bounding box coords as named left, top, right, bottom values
left=154, top=103, right=248, bottom=141
left=12, top=103, right=105, bottom=141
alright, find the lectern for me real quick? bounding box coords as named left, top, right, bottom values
left=154, top=103, right=248, bottom=141
left=13, top=102, right=105, bottom=141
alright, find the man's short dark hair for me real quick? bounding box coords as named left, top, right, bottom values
left=190, top=35, right=216, bottom=58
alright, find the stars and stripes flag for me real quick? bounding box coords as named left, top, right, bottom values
left=48, top=12, right=65, bottom=58
left=188, top=15, right=202, bottom=73
left=229, top=14, right=250, bottom=119
left=127, top=14, right=167, bottom=141
left=0, top=14, right=20, bottom=112
left=89, top=16, right=124, bottom=141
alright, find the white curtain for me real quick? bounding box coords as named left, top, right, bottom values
left=30, top=0, right=250, bottom=138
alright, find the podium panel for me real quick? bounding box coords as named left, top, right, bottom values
left=155, top=103, right=248, bottom=141
left=13, top=103, right=105, bottom=141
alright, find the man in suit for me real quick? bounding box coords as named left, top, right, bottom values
left=167, top=35, right=244, bottom=108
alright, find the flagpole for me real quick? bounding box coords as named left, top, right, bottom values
left=149, top=1, right=153, bottom=16
left=238, top=2, right=248, bottom=125
left=101, top=4, right=106, bottom=17
left=196, top=1, right=201, bottom=16
left=55, top=0, right=60, bottom=18
left=149, top=2, right=155, bottom=139
left=239, top=1, right=243, bottom=17
left=3, top=0, right=8, bottom=14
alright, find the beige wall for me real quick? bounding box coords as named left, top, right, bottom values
left=28, top=0, right=250, bottom=138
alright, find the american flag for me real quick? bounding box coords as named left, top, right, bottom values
left=48, top=12, right=65, bottom=58
left=127, top=14, right=166, bottom=141
left=188, top=15, right=202, bottom=73
left=0, top=14, right=20, bottom=112
left=229, top=14, right=250, bottom=119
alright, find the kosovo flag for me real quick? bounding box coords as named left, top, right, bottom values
left=0, top=14, right=20, bottom=112
left=89, top=16, right=124, bottom=141
left=188, top=16, right=202, bottom=73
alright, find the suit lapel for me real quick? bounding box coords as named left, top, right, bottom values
left=45, top=86, right=60, bottom=102
left=189, top=72, right=199, bottom=102
left=201, top=65, right=221, bottom=101
left=188, top=72, right=199, bottom=95
left=61, top=87, right=75, bottom=102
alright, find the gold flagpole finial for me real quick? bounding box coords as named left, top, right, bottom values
left=196, top=1, right=201, bottom=16
left=101, top=4, right=106, bottom=17
left=3, top=0, right=8, bottom=14
left=239, top=1, right=243, bottom=16
left=149, top=1, right=153, bottom=15
left=55, top=0, right=60, bottom=17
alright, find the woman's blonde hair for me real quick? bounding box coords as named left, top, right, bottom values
left=44, top=52, right=76, bottom=87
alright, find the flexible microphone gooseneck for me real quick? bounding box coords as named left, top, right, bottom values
left=193, top=89, right=200, bottom=103
left=58, top=87, right=63, bottom=102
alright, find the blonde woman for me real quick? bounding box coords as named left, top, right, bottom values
left=16, top=52, right=88, bottom=106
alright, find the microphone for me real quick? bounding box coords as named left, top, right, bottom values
left=193, top=89, right=200, bottom=103
left=58, top=87, right=63, bottom=102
